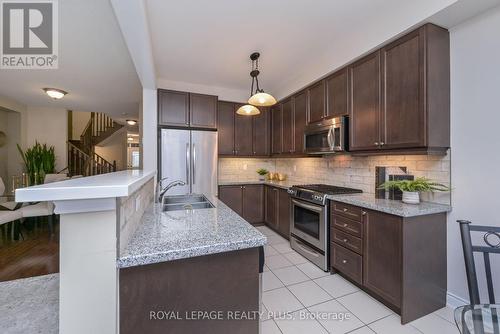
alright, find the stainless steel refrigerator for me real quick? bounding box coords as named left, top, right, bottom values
left=160, top=129, right=218, bottom=196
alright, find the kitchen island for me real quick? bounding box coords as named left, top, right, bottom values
left=15, top=171, right=266, bottom=334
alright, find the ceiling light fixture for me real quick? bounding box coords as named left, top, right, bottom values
left=126, top=119, right=137, bottom=126
left=236, top=104, right=260, bottom=116
left=43, top=88, right=68, bottom=100
left=247, top=52, right=277, bottom=107
left=127, top=137, right=133, bottom=141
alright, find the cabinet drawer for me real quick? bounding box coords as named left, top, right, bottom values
left=331, top=243, right=363, bottom=285
left=332, top=215, right=363, bottom=238
left=332, top=228, right=363, bottom=254
left=332, top=202, right=364, bottom=221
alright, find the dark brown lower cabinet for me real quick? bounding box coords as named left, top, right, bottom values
left=265, top=186, right=279, bottom=230
left=120, top=248, right=260, bottom=334
left=218, top=185, right=264, bottom=225
left=218, top=185, right=242, bottom=215
left=277, top=189, right=291, bottom=239
left=330, top=201, right=446, bottom=324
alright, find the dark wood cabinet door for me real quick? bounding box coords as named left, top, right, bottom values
left=349, top=51, right=382, bottom=151
left=253, top=107, right=270, bottom=156
left=242, top=185, right=264, bottom=224
left=217, top=102, right=235, bottom=155
left=293, top=91, right=307, bottom=154
left=307, top=80, right=326, bottom=124
left=235, top=104, right=253, bottom=155
left=381, top=30, right=425, bottom=149
left=189, top=93, right=217, bottom=129
left=218, top=186, right=243, bottom=216
left=363, top=209, right=402, bottom=308
left=158, top=89, right=189, bottom=127
left=326, top=68, right=348, bottom=118
left=282, top=99, right=294, bottom=154
left=265, top=186, right=279, bottom=230
left=271, top=105, right=282, bottom=155
left=277, top=189, right=291, bottom=239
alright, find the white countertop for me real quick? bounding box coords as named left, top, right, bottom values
left=15, top=170, right=156, bottom=202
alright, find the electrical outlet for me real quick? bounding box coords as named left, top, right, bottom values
left=293, top=165, right=297, bottom=172
left=135, top=195, right=141, bottom=212
left=243, top=164, right=248, bottom=170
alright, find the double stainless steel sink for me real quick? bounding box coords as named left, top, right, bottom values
left=162, top=194, right=214, bottom=212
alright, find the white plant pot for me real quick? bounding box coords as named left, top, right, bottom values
left=402, top=191, right=420, bottom=204
left=258, top=176, right=265, bottom=181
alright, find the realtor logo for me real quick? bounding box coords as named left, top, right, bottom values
left=1, top=0, right=58, bottom=69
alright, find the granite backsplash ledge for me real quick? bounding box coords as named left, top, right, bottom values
left=218, top=152, right=450, bottom=205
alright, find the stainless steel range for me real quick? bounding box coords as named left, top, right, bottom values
left=287, top=184, right=362, bottom=271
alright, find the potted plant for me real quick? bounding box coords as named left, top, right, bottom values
left=378, top=177, right=449, bottom=204
left=17, top=141, right=56, bottom=185
left=256, top=168, right=268, bottom=181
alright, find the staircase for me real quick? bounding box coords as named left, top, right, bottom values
left=68, top=112, right=122, bottom=176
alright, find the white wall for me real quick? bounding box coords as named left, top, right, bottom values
left=94, top=128, right=128, bottom=170
left=141, top=88, right=157, bottom=174
left=447, top=6, right=500, bottom=305
left=24, top=107, right=68, bottom=172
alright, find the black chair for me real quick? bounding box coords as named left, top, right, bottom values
left=456, top=220, right=500, bottom=334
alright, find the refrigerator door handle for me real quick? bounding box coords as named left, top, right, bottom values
left=185, top=143, right=190, bottom=184
left=192, top=143, right=196, bottom=185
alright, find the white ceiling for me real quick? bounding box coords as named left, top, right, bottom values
left=0, top=0, right=142, bottom=122
left=146, top=0, right=464, bottom=101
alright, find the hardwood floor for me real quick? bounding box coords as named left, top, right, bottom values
left=0, top=217, right=59, bottom=282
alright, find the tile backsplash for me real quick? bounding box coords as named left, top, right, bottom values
left=218, top=152, right=450, bottom=204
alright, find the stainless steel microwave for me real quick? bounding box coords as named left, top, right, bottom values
left=304, top=116, right=347, bottom=154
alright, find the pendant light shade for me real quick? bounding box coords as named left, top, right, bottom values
left=248, top=92, right=277, bottom=107
left=236, top=104, right=260, bottom=116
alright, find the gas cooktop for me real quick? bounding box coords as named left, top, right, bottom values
left=287, top=184, right=363, bottom=205
left=293, top=184, right=363, bottom=195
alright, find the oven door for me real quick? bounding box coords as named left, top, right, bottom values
left=290, top=198, right=326, bottom=250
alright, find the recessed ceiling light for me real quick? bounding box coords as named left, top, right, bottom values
left=126, top=119, right=137, bottom=126
left=43, top=88, right=68, bottom=100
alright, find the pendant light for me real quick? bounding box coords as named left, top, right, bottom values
left=236, top=104, right=260, bottom=116
left=248, top=52, right=277, bottom=107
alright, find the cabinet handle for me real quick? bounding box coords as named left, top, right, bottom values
left=343, top=239, right=348, bottom=243
left=380, top=142, right=385, bottom=146
left=362, top=211, right=367, bottom=216
left=343, top=208, right=348, bottom=212
left=374, top=142, right=379, bottom=146
left=343, top=223, right=348, bottom=227
left=342, top=260, right=347, bottom=264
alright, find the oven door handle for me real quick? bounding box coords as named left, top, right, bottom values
left=295, top=239, right=320, bottom=258
left=292, top=199, right=324, bottom=213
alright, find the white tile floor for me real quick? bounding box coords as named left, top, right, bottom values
left=256, top=225, right=459, bottom=334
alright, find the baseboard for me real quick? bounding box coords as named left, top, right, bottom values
left=447, top=292, right=469, bottom=308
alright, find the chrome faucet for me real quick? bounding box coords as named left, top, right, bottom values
left=158, top=180, right=186, bottom=203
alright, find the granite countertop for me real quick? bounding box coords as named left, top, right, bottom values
left=328, top=194, right=451, bottom=217
left=218, top=180, right=295, bottom=190
left=117, top=197, right=267, bottom=268
left=219, top=180, right=451, bottom=217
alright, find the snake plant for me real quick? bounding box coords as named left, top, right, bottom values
left=17, top=142, right=56, bottom=185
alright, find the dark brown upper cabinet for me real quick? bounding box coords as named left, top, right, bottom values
left=271, top=104, right=282, bottom=155
left=158, top=90, right=189, bottom=127
left=235, top=103, right=254, bottom=156
left=307, top=80, right=326, bottom=124
left=158, top=89, right=217, bottom=129
left=217, top=101, right=271, bottom=157
left=217, top=101, right=236, bottom=155
left=326, top=68, right=348, bottom=118
left=349, top=51, right=382, bottom=151
left=293, top=91, right=307, bottom=154
left=349, top=24, right=450, bottom=154
left=189, top=93, right=218, bottom=129
left=253, top=107, right=270, bottom=156
left=282, top=99, right=295, bottom=154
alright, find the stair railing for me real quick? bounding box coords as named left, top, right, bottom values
left=67, top=141, right=116, bottom=177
